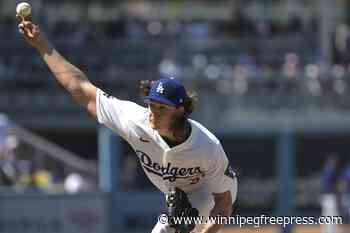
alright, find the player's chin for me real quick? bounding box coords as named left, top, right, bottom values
left=149, top=120, right=159, bottom=130
left=150, top=123, right=157, bottom=130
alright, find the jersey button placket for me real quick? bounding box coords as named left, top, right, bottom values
left=162, top=149, right=172, bottom=188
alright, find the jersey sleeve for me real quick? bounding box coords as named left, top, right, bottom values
left=96, top=88, right=147, bottom=140
left=206, top=143, right=236, bottom=194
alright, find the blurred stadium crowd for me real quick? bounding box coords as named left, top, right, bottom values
left=321, top=155, right=350, bottom=229
left=1, top=0, right=350, bottom=105
left=0, top=114, right=95, bottom=193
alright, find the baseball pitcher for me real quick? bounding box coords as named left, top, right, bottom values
left=17, top=16, right=238, bottom=233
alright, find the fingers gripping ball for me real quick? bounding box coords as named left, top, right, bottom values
left=16, top=2, right=31, bottom=18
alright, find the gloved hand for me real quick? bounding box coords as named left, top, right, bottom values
left=166, top=187, right=199, bottom=233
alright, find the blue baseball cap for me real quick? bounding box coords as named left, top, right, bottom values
left=144, top=78, right=186, bottom=106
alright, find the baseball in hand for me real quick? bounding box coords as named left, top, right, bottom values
left=16, top=2, right=31, bottom=18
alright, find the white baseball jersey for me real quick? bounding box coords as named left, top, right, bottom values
left=96, top=89, right=236, bottom=199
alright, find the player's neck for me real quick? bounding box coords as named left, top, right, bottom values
left=161, top=120, right=191, bottom=147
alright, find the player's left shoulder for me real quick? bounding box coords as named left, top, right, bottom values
left=188, top=119, right=220, bottom=145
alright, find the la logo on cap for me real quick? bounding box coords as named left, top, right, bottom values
left=156, top=82, right=164, bottom=94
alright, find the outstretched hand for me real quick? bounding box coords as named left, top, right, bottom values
left=17, top=15, right=49, bottom=49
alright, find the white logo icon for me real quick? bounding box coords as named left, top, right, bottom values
left=156, top=82, right=164, bottom=94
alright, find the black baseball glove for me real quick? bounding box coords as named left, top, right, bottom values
left=165, top=187, right=199, bottom=233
